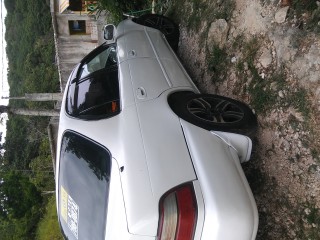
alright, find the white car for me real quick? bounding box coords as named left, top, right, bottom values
left=56, top=14, right=259, bottom=240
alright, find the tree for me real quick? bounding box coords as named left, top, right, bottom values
left=0, top=171, right=42, bottom=219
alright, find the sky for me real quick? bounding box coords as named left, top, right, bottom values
left=0, top=1, right=9, bottom=144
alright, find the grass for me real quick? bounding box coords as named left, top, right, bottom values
left=35, top=196, right=63, bottom=240
left=233, top=36, right=279, bottom=113
left=287, top=0, right=320, bottom=34
left=167, top=0, right=235, bottom=30
left=298, top=202, right=320, bottom=239
left=233, top=34, right=312, bottom=117
left=290, top=88, right=310, bottom=119
left=208, top=44, right=229, bottom=82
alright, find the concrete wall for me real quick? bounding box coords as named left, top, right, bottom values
left=55, top=14, right=93, bottom=36
left=51, top=0, right=98, bottom=90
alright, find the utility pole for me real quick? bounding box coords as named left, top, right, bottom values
left=0, top=106, right=60, bottom=117
left=2, top=93, right=63, bottom=102
left=0, top=93, right=62, bottom=117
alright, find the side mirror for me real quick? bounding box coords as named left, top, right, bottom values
left=103, top=24, right=116, bottom=41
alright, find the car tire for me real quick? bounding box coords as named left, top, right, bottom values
left=135, top=14, right=180, bottom=51
left=169, top=92, right=258, bottom=135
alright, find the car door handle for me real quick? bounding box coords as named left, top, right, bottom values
left=136, top=87, right=147, bottom=99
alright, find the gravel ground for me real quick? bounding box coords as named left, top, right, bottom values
left=167, top=0, right=320, bottom=239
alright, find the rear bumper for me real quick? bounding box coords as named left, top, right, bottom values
left=181, top=120, right=258, bottom=240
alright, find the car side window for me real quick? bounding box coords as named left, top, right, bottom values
left=66, top=44, right=120, bottom=120
left=78, top=45, right=117, bottom=79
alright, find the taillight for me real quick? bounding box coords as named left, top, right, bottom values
left=158, top=183, right=197, bottom=240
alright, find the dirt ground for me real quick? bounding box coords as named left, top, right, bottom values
left=166, top=0, right=320, bottom=239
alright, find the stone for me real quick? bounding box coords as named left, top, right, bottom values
left=275, top=6, right=290, bottom=23
left=278, top=90, right=285, bottom=98
left=259, top=47, right=273, bottom=68
left=207, top=19, right=229, bottom=48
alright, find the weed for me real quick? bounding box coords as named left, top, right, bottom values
left=292, top=0, right=318, bottom=16
left=300, top=203, right=320, bottom=239
left=207, top=44, right=228, bottom=82
left=237, top=37, right=280, bottom=113
left=311, top=148, right=320, bottom=161
left=214, top=0, right=236, bottom=21
left=290, top=88, right=310, bottom=119
left=287, top=0, right=320, bottom=34
left=307, top=8, right=320, bottom=33
left=269, top=66, right=287, bottom=89
left=308, top=164, right=318, bottom=173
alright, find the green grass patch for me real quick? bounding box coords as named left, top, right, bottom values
left=299, top=203, right=320, bottom=239
left=236, top=37, right=279, bottom=113
left=289, top=88, right=310, bottom=119
left=288, top=0, right=320, bottom=34
left=167, top=0, right=235, bottom=31
left=35, top=196, right=63, bottom=240
left=208, top=44, right=229, bottom=82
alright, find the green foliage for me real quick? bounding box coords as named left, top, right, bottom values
left=5, top=0, right=58, bottom=99
left=0, top=207, right=44, bottom=240
left=0, top=171, right=42, bottom=219
left=1, top=0, right=59, bottom=239
left=96, top=0, right=149, bottom=22
left=292, top=0, right=318, bottom=15
left=3, top=0, right=15, bottom=12
left=29, top=138, right=55, bottom=192
left=35, top=197, right=63, bottom=240
left=288, top=0, right=320, bottom=34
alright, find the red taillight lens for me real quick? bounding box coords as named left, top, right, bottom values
left=158, top=184, right=197, bottom=240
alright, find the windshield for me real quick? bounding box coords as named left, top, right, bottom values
left=58, top=131, right=111, bottom=240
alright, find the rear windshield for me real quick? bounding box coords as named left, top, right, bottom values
left=58, top=131, right=111, bottom=240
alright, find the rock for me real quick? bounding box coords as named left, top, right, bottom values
left=304, top=208, right=311, bottom=215
left=207, top=19, right=229, bottom=48
left=275, top=6, right=290, bottom=23
left=231, top=56, right=237, bottom=63
left=278, top=90, right=285, bottom=98
left=259, top=47, right=273, bottom=68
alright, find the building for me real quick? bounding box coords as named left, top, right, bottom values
left=49, top=0, right=107, bottom=172
left=50, top=0, right=106, bottom=90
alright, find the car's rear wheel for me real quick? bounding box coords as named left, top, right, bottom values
left=135, top=14, right=180, bottom=51
left=169, top=92, right=257, bottom=135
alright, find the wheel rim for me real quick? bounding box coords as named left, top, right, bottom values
left=142, top=16, right=175, bottom=35
left=187, top=97, right=244, bottom=124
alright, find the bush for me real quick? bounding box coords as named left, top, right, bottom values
left=35, top=196, right=63, bottom=240
left=96, top=0, right=149, bottom=22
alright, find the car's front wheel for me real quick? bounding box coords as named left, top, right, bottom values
left=169, top=92, right=257, bottom=135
